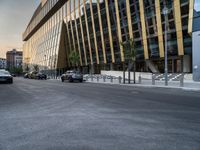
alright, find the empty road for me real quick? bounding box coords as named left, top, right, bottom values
left=0, top=78, right=200, bottom=150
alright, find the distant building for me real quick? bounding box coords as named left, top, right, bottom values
left=6, top=49, right=23, bottom=69
left=0, top=58, right=6, bottom=69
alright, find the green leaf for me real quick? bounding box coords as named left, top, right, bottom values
left=120, top=38, right=136, bottom=63
left=69, top=50, right=80, bottom=66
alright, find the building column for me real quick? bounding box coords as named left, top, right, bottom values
left=79, top=0, right=88, bottom=65
left=74, top=2, right=83, bottom=66
left=83, top=0, right=93, bottom=65
left=188, top=0, right=194, bottom=34
left=139, top=0, right=149, bottom=60
left=114, top=0, right=124, bottom=62
left=89, top=0, right=99, bottom=64
left=97, top=0, right=107, bottom=64
left=193, top=31, right=200, bottom=81
left=155, top=0, right=164, bottom=58
left=105, top=0, right=115, bottom=63
left=174, top=0, right=184, bottom=56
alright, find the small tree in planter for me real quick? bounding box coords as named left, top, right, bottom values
left=69, top=50, right=80, bottom=71
left=121, top=38, right=136, bottom=84
left=33, top=64, right=39, bottom=72
left=25, top=65, right=30, bottom=73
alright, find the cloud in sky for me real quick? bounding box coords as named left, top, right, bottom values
left=0, top=0, right=40, bottom=58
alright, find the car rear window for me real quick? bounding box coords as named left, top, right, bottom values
left=0, top=71, right=10, bottom=75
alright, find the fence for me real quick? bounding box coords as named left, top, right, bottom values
left=84, top=73, right=185, bottom=87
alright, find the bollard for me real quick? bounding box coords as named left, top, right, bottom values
left=180, top=75, right=184, bottom=87
left=152, top=74, right=155, bottom=85
left=91, top=75, right=94, bottom=82
left=110, top=76, right=113, bottom=83
left=97, top=76, right=99, bottom=82
left=119, top=76, right=122, bottom=84
left=103, top=76, right=106, bottom=82
left=139, top=75, right=142, bottom=84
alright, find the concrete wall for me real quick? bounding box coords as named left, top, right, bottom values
left=100, top=70, right=193, bottom=81
left=192, top=31, right=200, bottom=82
left=101, top=70, right=152, bottom=80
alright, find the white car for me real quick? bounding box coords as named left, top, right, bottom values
left=61, top=70, right=83, bottom=82
left=0, top=70, right=13, bottom=84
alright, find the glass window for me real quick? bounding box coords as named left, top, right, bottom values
left=194, top=0, right=200, bottom=12
left=80, top=0, right=83, bottom=5
left=70, top=0, right=74, bottom=12
left=75, top=0, right=79, bottom=9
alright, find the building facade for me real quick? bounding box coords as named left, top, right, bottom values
left=6, top=49, right=23, bottom=70
left=23, top=0, right=194, bottom=75
left=192, top=0, right=200, bottom=81
left=0, top=58, right=6, bottom=69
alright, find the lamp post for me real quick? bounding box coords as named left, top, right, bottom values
left=162, top=5, right=170, bottom=86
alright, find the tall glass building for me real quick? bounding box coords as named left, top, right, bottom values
left=23, top=0, right=194, bottom=74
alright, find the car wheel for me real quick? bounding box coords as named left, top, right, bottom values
left=9, top=80, right=13, bottom=84
left=79, top=79, right=83, bottom=83
left=69, top=79, right=74, bottom=82
left=61, top=78, right=64, bottom=82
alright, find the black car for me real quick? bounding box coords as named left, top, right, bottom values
left=35, top=73, right=47, bottom=80
left=0, top=70, right=13, bottom=84
left=11, top=74, right=16, bottom=77
left=61, top=70, right=83, bottom=82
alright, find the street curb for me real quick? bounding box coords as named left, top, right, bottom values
left=48, top=78, right=200, bottom=91
left=85, top=81, right=200, bottom=91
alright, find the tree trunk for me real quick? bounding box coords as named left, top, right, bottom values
left=133, top=62, right=136, bottom=84
left=128, top=63, right=130, bottom=84
left=123, top=62, right=125, bottom=84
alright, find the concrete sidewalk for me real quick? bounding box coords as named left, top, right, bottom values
left=84, top=77, right=200, bottom=91
left=48, top=75, right=200, bottom=91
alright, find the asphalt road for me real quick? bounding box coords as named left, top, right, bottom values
left=0, top=78, right=200, bottom=150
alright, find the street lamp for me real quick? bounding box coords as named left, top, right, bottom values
left=162, top=5, right=170, bottom=86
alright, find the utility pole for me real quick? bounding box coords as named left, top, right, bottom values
left=162, top=4, right=170, bottom=86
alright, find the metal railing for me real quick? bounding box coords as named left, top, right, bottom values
left=84, top=73, right=185, bottom=87
left=84, top=74, right=123, bottom=84
left=152, top=73, right=184, bottom=87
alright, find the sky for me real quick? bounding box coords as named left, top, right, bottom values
left=0, top=0, right=40, bottom=58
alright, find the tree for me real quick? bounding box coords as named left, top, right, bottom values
left=121, top=38, right=136, bottom=84
left=8, top=66, right=23, bottom=76
left=33, top=65, right=39, bottom=72
left=69, top=50, right=80, bottom=70
left=25, top=65, right=30, bottom=72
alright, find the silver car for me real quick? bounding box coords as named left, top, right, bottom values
left=0, top=70, right=13, bottom=84
left=61, top=70, right=83, bottom=82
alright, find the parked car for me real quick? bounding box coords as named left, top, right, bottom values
left=24, top=73, right=30, bottom=78
left=11, top=73, right=16, bottom=77
left=35, top=73, right=47, bottom=80
left=61, top=70, right=83, bottom=82
left=0, top=70, right=13, bottom=84
left=29, top=71, right=38, bottom=79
